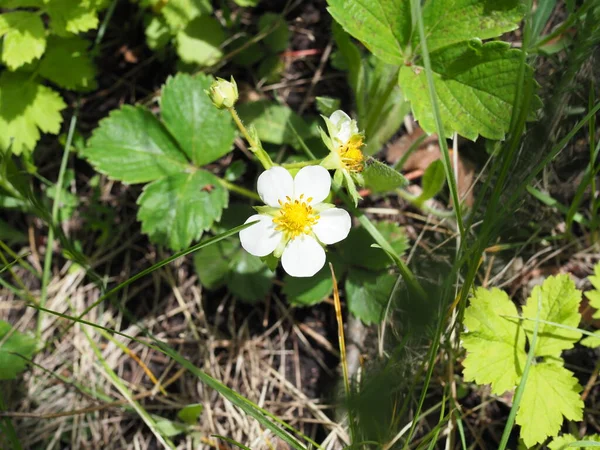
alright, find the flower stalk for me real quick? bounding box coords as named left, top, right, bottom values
left=228, top=106, right=274, bottom=170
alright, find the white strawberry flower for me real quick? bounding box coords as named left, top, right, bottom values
left=239, top=165, right=351, bottom=277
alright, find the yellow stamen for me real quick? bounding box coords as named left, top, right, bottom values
left=337, top=135, right=364, bottom=172
left=273, top=197, right=319, bottom=239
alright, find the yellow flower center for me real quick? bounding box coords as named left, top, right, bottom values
left=337, top=135, right=365, bottom=172
left=273, top=195, right=319, bottom=239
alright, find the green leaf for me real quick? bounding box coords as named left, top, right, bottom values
left=152, top=415, right=187, bottom=437
left=46, top=0, right=101, bottom=36
left=362, top=157, right=408, bottom=193
left=161, top=0, right=212, bottom=31
left=0, top=218, right=27, bottom=244
left=399, top=40, right=533, bottom=140
left=39, top=36, right=97, bottom=91
left=177, top=403, right=203, bottom=425
left=145, top=15, right=172, bottom=51
left=236, top=100, right=313, bottom=149
left=194, top=238, right=238, bottom=289
left=521, top=274, right=582, bottom=358
left=283, top=254, right=345, bottom=306
left=0, top=11, right=46, bottom=69
left=175, top=16, right=225, bottom=66
left=229, top=249, right=274, bottom=303
left=161, top=73, right=235, bottom=166
left=315, top=96, right=341, bottom=116
left=326, top=0, right=411, bottom=65
left=585, top=262, right=600, bottom=318
left=0, top=71, right=66, bottom=155
left=331, top=22, right=365, bottom=115
left=462, top=287, right=526, bottom=395
left=416, top=159, right=445, bottom=204
left=83, top=105, right=189, bottom=184
left=516, top=362, right=583, bottom=448
left=549, top=434, right=600, bottom=450
left=258, top=13, right=289, bottom=53
left=224, top=160, right=246, bottom=181
left=345, top=268, right=396, bottom=324
left=0, top=320, right=37, bottom=380
left=420, top=0, right=526, bottom=54
left=338, top=222, right=408, bottom=271
left=137, top=170, right=228, bottom=251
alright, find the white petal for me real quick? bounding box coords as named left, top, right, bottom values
left=329, top=110, right=351, bottom=128
left=281, top=235, right=326, bottom=277
left=239, top=214, right=281, bottom=257
left=313, top=208, right=351, bottom=244
left=337, top=121, right=353, bottom=144
left=293, top=165, right=331, bottom=205
left=257, top=166, right=294, bottom=207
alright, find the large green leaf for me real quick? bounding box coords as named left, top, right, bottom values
left=228, top=250, right=274, bottom=303
left=420, top=0, right=526, bottom=53
left=0, top=320, right=37, bottom=380
left=345, top=268, right=396, bottom=324
left=84, top=105, right=189, bottom=184
left=399, top=40, right=531, bottom=140
left=161, top=73, right=235, bottom=166
left=39, top=36, right=97, bottom=91
left=326, top=0, right=411, bottom=65
left=0, top=11, right=46, bottom=69
left=137, top=170, right=228, bottom=250
left=0, top=71, right=66, bottom=155
left=362, top=158, right=408, bottom=193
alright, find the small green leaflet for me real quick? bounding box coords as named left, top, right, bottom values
left=0, top=11, right=46, bottom=69
left=0, top=71, right=66, bottom=155
left=0, top=320, right=37, bottom=380
left=39, top=36, right=97, bottom=91
left=175, top=16, right=225, bottom=66
left=462, top=275, right=585, bottom=446
left=416, top=159, right=445, bottom=205
left=46, top=0, right=103, bottom=36
left=400, top=41, right=531, bottom=140
left=326, top=0, right=411, bottom=65
left=137, top=171, right=228, bottom=251
left=161, top=73, right=235, bottom=166
left=345, top=268, right=396, bottom=325
left=549, top=434, right=600, bottom=450
left=580, top=262, right=600, bottom=348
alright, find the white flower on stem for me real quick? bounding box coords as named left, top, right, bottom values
left=239, top=165, right=351, bottom=277
left=320, top=110, right=365, bottom=205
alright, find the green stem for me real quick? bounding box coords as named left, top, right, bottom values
left=228, top=107, right=274, bottom=170
left=219, top=178, right=261, bottom=201
left=282, top=159, right=323, bottom=169
left=37, top=110, right=77, bottom=342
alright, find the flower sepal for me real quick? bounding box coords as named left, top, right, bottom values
left=207, top=76, right=238, bottom=109
left=254, top=205, right=280, bottom=216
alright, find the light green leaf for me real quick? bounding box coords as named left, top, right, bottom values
left=585, top=262, right=600, bottom=318
left=345, top=268, right=396, bottom=324
left=46, top=0, right=100, bottom=35
left=161, top=0, right=212, bottom=31
left=194, top=238, right=238, bottom=289
left=233, top=0, right=260, bottom=6
left=462, top=287, right=526, bottom=395
left=416, top=159, right=445, bottom=204
left=83, top=105, right=189, bottom=184
left=399, top=40, right=532, bottom=140
left=549, top=434, right=600, bottom=450
left=137, top=170, right=228, bottom=251
left=152, top=415, right=187, bottom=437
left=229, top=250, right=274, bottom=303
left=339, top=222, right=408, bottom=271
left=258, top=13, right=289, bottom=53
left=362, top=157, right=408, bottom=193
left=326, top=0, right=411, bottom=65
left=521, top=274, right=582, bottom=358
left=516, top=362, right=583, bottom=448
left=175, top=16, right=225, bottom=66
left=0, top=320, right=37, bottom=380
left=177, top=403, right=203, bottom=425
left=315, top=96, right=341, bottom=117
left=145, top=15, right=172, bottom=51
left=0, top=71, right=66, bottom=155
left=236, top=100, right=313, bottom=149
left=0, top=11, right=46, bottom=70
left=39, top=36, right=97, bottom=91
left=420, top=0, right=526, bottom=54
left=581, top=331, right=600, bottom=348
left=160, top=73, right=235, bottom=166
left=0, top=0, right=44, bottom=6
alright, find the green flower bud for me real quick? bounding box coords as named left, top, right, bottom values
left=207, top=76, right=238, bottom=109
